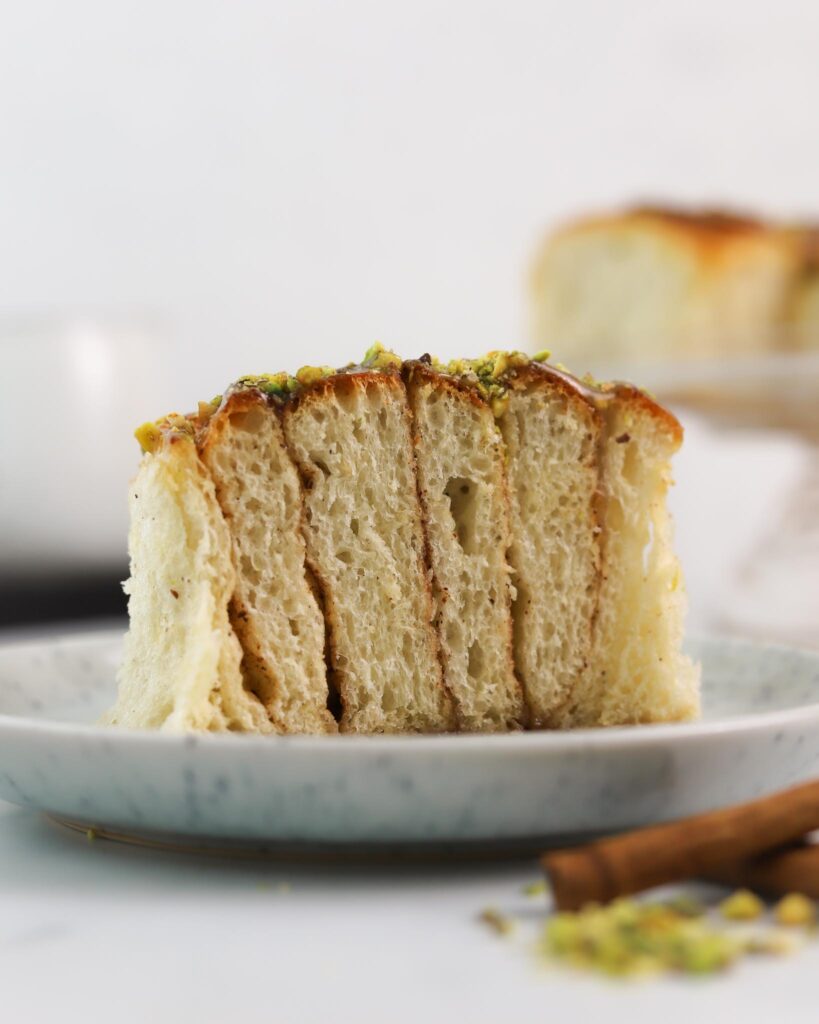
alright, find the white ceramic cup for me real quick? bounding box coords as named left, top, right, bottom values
left=0, top=314, right=170, bottom=574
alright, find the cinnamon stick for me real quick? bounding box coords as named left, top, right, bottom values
left=542, top=779, right=819, bottom=911
left=704, top=843, right=819, bottom=899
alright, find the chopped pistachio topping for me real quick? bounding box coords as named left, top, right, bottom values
left=134, top=421, right=163, bottom=454
left=234, top=372, right=298, bottom=397
left=295, top=364, right=335, bottom=386
left=774, top=893, right=816, bottom=927
left=435, top=349, right=534, bottom=418
left=719, top=889, right=765, bottom=921
left=479, top=908, right=515, bottom=936
left=522, top=879, right=548, bottom=898
left=134, top=413, right=194, bottom=454
left=232, top=365, right=336, bottom=398
left=134, top=345, right=577, bottom=450
left=531, top=348, right=552, bottom=363
left=663, top=894, right=707, bottom=919
left=362, top=341, right=402, bottom=371
left=744, top=931, right=797, bottom=955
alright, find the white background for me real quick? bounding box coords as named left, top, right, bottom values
left=2, top=0, right=819, bottom=401
left=2, top=0, right=818, bottom=612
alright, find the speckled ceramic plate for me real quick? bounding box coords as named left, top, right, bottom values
left=0, top=629, right=817, bottom=853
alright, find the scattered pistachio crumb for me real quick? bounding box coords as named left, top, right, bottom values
left=522, top=880, right=547, bottom=898
left=541, top=898, right=742, bottom=977
left=719, top=889, right=766, bottom=921
left=480, top=908, right=515, bottom=936
left=664, top=894, right=707, bottom=918
left=670, top=930, right=741, bottom=975
left=234, top=372, right=296, bottom=397
left=134, top=421, right=163, bottom=454
left=744, top=930, right=796, bottom=956
left=531, top=348, right=551, bottom=363
left=295, top=365, right=335, bottom=386
left=774, top=893, right=816, bottom=927
left=86, top=828, right=97, bottom=842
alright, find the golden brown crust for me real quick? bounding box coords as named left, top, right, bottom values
left=285, top=365, right=403, bottom=411
left=531, top=205, right=802, bottom=303
left=549, top=205, right=773, bottom=247
left=609, top=384, right=684, bottom=449
left=507, top=360, right=684, bottom=448
left=403, top=358, right=488, bottom=411
left=505, top=360, right=602, bottom=407
left=198, top=388, right=269, bottom=455
left=627, top=205, right=767, bottom=236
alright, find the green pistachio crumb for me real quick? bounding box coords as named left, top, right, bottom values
left=668, top=928, right=740, bottom=974
left=480, top=908, right=515, bottom=936
left=774, top=893, right=816, bottom=927
left=745, top=930, right=796, bottom=955
left=719, top=889, right=765, bottom=921
left=522, top=880, right=548, bottom=898
left=541, top=898, right=742, bottom=977
left=134, top=413, right=194, bottom=453
left=134, top=421, right=163, bottom=454
left=295, top=365, right=335, bottom=386
left=664, top=894, right=707, bottom=918
left=234, top=372, right=295, bottom=396
left=362, top=342, right=402, bottom=370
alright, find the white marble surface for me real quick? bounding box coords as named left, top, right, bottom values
left=2, top=797, right=818, bottom=1024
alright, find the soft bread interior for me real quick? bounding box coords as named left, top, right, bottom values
left=499, top=374, right=601, bottom=726
left=201, top=394, right=336, bottom=734
left=532, top=227, right=695, bottom=361
left=282, top=374, right=453, bottom=733
left=531, top=218, right=799, bottom=360
left=406, top=367, right=523, bottom=731
left=104, top=436, right=271, bottom=733
left=561, top=391, right=701, bottom=725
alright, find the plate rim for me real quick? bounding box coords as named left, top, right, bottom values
left=0, top=627, right=818, bottom=755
